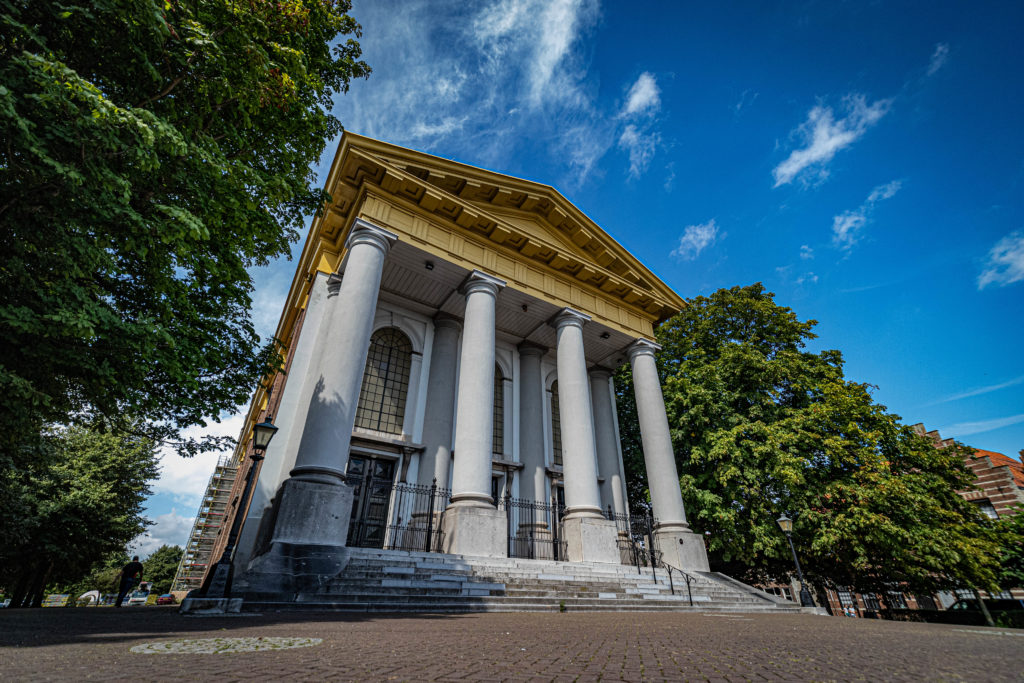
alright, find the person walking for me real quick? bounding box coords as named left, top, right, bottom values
left=115, top=556, right=144, bottom=607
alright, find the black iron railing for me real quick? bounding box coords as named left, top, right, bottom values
left=608, top=507, right=663, bottom=578
left=346, top=477, right=451, bottom=552
left=500, top=494, right=568, bottom=561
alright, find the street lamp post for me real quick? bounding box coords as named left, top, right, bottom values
left=777, top=514, right=815, bottom=608
left=204, top=420, right=279, bottom=598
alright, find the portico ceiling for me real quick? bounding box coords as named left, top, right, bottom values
left=380, top=241, right=635, bottom=368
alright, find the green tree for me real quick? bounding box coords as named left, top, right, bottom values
left=0, top=0, right=370, bottom=459
left=616, top=283, right=1002, bottom=595
left=141, top=544, right=184, bottom=594
left=997, top=507, right=1024, bottom=589
left=0, top=425, right=159, bottom=607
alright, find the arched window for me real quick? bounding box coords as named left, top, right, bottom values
left=355, top=328, right=413, bottom=435
left=493, top=364, right=504, bottom=455
left=550, top=380, right=562, bottom=467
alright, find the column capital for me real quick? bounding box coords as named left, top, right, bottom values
left=550, top=307, right=591, bottom=331
left=433, top=312, right=463, bottom=332
left=626, top=338, right=662, bottom=361
left=459, top=270, right=506, bottom=298
left=587, top=366, right=614, bottom=381
left=345, top=218, right=399, bottom=254
left=517, top=341, right=548, bottom=357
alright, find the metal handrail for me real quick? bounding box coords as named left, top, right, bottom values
left=661, top=561, right=695, bottom=607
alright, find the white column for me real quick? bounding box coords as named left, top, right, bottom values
left=289, top=219, right=397, bottom=484
left=449, top=271, right=505, bottom=507
left=417, top=314, right=461, bottom=488
left=627, top=339, right=688, bottom=529
left=551, top=308, right=603, bottom=519
left=589, top=367, right=626, bottom=517
left=249, top=272, right=332, bottom=514
left=234, top=271, right=333, bottom=565
left=517, top=342, right=548, bottom=503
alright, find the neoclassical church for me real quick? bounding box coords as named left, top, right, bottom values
left=186, top=133, right=711, bottom=602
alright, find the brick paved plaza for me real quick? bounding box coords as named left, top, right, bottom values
left=1, top=608, right=1021, bottom=681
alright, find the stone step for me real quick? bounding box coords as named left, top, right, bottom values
left=243, top=599, right=801, bottom=614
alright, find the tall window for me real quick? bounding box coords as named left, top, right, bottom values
left=550, top=381, right=562, bottom=467
left=493, top=365, right=505, bottom=455
left=355, top=328, right=413, bottom=434
left=862, top=593, right=880, bottom=611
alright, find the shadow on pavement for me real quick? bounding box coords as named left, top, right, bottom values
left=0, top=607, right=467, bottom=649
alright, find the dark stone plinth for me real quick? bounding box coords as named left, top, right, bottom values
left=233, top=541, right=352, bottom=597
left=230, top=475, right=355, bottom=600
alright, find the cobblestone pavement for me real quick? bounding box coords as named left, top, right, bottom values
left=1, top=608, right=1022, bottom=682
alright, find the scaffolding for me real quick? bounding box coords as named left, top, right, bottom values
left=170, top=455, right=239, bottom=593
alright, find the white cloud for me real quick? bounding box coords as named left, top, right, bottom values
left=734, top=89, right=758, bottom=114
left=671, top=220, right=719, bottom=260
left=831, top=180, right=902, bottom=250
left=410, top=116, right=469, bottom=139
left=330, top=0, right=605, bottom=185
left=614, top=72, right=664, bottom=178
left=796, top=272, right=819, bottom=286
left=131, top=510, right=196, bottom=558
left=618, top=124, right=661, bottom=178
left=153, top=412, right=246, bottom=507
left=977, top=230, right=1024, bottom=289
left=773, top=94, right=892, bottom=187
left=930, top=374, right=1024, bottom=405
left=621, top=72, right=660, bottom=117
left=663, top=162, right=676, bottom=192
left=867, top=180, right=902, bottom=203
left=940, top=413, right=1024, bottom=438
left=927, top=43, right=950, bottom=76
left=799, top=245, right=814, bottom=260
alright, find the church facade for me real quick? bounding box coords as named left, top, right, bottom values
left=197, top=134, right=709, bottom=597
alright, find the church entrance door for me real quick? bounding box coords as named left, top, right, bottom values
left=346, top=455, right=397, bottom=548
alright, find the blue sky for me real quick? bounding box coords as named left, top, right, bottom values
left=134, top=0, right=1024, bottom=554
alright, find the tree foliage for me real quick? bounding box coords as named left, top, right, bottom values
left=141, top=544, right=184, bottom=594
left=616, top=283, right=1003, bottom=594
left=0, top=0, right=370, bottom=458
left=0, top=425, right=159, bottom=607
left=997, top=507, right=1024, bottom=589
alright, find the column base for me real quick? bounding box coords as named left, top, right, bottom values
left=179, top=597, right=243, bottom=615
left=230, top=476, right=357, bottom=596
left=654, top=527, right=710, bottom=572
left=562, top=516, right=619, bottom=564
left=269, top=476, right=354, bottom=547
left=441, top=505, right=507, bottom=558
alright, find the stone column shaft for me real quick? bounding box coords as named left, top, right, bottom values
left=627, top=339, right=688, bottom=528
left=517, top=342, right=548, bottom=503
left=290, top=220, right=397, bottom=484
left=590, top=367, right=627, bottom=517
left=449, top=271, right=506, bottom=506
left=418, top=315, right=462, bottom=488
left=552, top=308, right=603, bottom=519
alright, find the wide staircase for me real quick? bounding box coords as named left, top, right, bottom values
left=239, top=548, right=802, bottom=613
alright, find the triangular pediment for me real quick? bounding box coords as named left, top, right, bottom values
left=311, top=133, right=684, bottom=322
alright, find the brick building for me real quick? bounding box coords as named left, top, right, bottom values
left=911, top=423, right=1024, bottom=520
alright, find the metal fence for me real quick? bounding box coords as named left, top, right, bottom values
left=500, top=495, right=568, bottom=561
left=346, top=478, right=451, bottom=553
left=607, top=508, right=663, bottom=573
